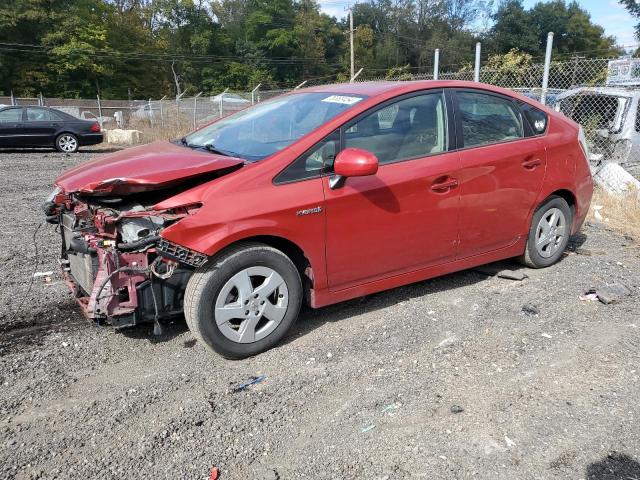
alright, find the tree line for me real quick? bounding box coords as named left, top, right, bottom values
left=0, top=0, right=625, bottom=99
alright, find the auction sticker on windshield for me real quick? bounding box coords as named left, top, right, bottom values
left=321, top=95, right=363, bottom=105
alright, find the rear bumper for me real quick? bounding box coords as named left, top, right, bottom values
left=572, top=173, right=594, bottom=234
left=78, top=133, right=103, bottom=146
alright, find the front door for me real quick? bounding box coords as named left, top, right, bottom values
left=0, top=107, right=25, bottom=147
left=324, top=91, right=461, bottom=291
left=452, top=89, right=547, bottom=258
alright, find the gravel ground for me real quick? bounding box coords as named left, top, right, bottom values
left=1, top=149, right=640, bottom=480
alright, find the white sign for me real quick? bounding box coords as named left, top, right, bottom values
left=607, top=58, right=640, bottom=86
left=321, top=95, right=363, bottom=105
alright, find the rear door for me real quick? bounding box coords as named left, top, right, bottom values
left=323, top=90, right=461, bottom=290
left=24, top=107, right=62, bottom=146
left=0, top=107, right=25, bottom=146
left=453, top=89, right=547, bottom=258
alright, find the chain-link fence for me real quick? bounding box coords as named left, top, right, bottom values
left=0, top=87, right=293, bottom=131
left=359, top=55, right=640, bottom=178
left=3, top=53, right=640, bottom=179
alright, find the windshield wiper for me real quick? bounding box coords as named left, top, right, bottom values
left=203, top=144, right=237, bottom=157
left=180, top=140, right=240, bottom=158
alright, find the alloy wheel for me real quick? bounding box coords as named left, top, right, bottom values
left=214, top=266, right=289, bottom=344
left=58, top=135, right=77, bottom=152
left=534, top=207, right=567, bottom=258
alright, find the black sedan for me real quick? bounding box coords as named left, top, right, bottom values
left=0, top=106, right=103, bottom=153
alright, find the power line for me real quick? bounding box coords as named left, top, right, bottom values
left=0, top=42, right=337, bottom=64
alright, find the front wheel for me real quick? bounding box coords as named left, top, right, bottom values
left=184, top=243, right=303, bottom=359
left=520, top=195, right=573, bottom=268
left=56, top=133, right=79, bottom=153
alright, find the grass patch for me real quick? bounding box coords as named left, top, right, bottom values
left=590, top=187, right=640, bottom=241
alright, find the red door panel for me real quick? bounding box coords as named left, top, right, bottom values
left=324, top=152, right=461, bottom=291
left=457, top=137, right=547, bottom=258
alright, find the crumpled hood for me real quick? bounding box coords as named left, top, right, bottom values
left=55, top=141, right=244, bottom=195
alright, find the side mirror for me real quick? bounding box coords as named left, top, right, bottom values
left=330, top=148, right=378, bottom=189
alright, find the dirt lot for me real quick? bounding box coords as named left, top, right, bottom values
left=1, top=149, right=639, bottom=480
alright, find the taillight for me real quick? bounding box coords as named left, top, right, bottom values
left=90, top=122, right=101, bottom=133
left=578, top=126, right=590, bottom=161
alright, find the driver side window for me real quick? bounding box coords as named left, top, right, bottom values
left=343, top=92, right=447, bottom=165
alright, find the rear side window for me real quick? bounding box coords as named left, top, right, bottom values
left=26, top=108, right=61, bottom=121
left=0, top=108, right=22, bottom=122
left=520, top=103, right=548, bottom=135
left=456, top=91, right=523, bottom=147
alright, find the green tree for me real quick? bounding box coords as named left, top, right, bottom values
left=620, top=0, right=640, bottom=40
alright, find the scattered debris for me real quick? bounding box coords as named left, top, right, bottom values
left=594, top=283, right=632, bottom=304
left=541, top=333, right=553, bottom=339
left=473, top=264, right=528, bottom=280
left=505, top=435, right=517, bottom=448
left=497, top=270, right=528, bottom=281
left=437, top=334, right=459, bottom=348
left=522, top=303, right=540, bottom=316
left=580, top=290, right=599, bottom=302
left=594, top=209, right=604, bottom=221
left=382, top=403, right=400, bottom=413
left=450, top=405, right=464, bottom=414
left=209, top=466, right=219, bottom=480
left=33, top=271, right=53, bottom=277
left=593, top=162, right=640, bottom=196
left=361, top=424, right=376, bottom=433
left=232, top=375, right=267, bottom=393
left=326, top=352, right=333, bottom=359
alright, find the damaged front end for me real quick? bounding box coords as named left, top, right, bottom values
left=43, top=189, right=207, bottom=329
left=43, top=141, right=246, bottom=328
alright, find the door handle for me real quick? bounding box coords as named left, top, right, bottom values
left=522, top=157, right=542, bottom=170
left=431, top=177, right=459, bottom=192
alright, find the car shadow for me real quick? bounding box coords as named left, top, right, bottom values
left=284, top=233, right=588, bottom=344
left=117, top=317, right=189, bottom=344
left=566, top=232, right=588, bottom=251
left=585, top=452, right=640, bottom=479
left=283, top=267, right=490, bottom=346
left=115, top=233, right=588, bottom=347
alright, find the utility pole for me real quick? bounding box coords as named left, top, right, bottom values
left=541, top=32, right=554, bottom=105
left=474, top=43, right=481, bottom=83
left=349, top=8, right=354, bottom=81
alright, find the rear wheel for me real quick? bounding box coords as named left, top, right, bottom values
left=56, top=133, right=78, bottom=153
left=184, top=242, right=302, bottom=359
left=520, top=195, right=572, bottom=268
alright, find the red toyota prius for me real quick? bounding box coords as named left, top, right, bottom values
left=44, top=81, right=593, bottom=358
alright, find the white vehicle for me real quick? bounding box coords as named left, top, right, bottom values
left=553, top=86, right=640, bottom=175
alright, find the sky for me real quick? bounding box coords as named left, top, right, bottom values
left=318, top=0, right=638, bottom=48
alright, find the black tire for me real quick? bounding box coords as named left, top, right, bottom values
left=520, top=195, right=573, bottom=268
left=55, top=133, right=79, bottom=153
left=184, top=242, right=303, bottom=359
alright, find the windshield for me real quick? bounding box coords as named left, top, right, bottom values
left=183, top=92, right=366, bottom=161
